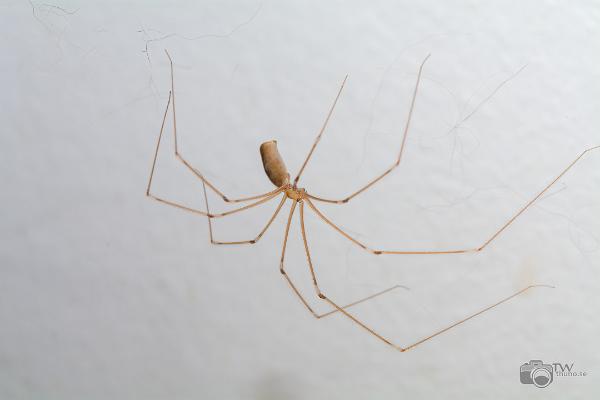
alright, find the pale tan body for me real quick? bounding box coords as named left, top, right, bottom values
left=260, top=141, right=307, bottom=201
left=147, top=50, right=598, bottom=351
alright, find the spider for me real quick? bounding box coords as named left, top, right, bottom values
left=146, top=50, right=598, bottom=352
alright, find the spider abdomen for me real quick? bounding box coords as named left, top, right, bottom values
left=260, top=140, right=290, bottom=187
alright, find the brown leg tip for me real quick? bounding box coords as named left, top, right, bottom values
left=318, top=293, right=326, bottom=299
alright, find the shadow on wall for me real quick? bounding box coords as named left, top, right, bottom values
left=253, top=371, right=303, bottom=400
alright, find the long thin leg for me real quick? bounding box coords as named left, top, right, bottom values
left=146, top=89, right=283, bottom=218
left=305, top=145, right=600, bottom=254
left=146, top=92, right=173, bottom=196
left=278, top=200, right=321, bottom=315
left=164, top=49, right=283, bottom=203
left=152, top=188, right=281, bottom=218
left=399, top=284, right=553, bottom=352
left=147, top=90, right=172, bottom=197
left=298, top=200, right=397, bottom=346
left=316, top=285, right=408, bottom=318
left=279, top=201, right=402, bottom=318
left=307, top=54, right=430, bottom=204
left=299, top=201, right=406, bottom=316
left=203, top=182, right=288, bottom=245
left=299, top=201, right=553, bottom=351
left=146, top=90, right=210, bottom=216
left=209, top=188, right=285, bottom=219
left=293, top=74, right=348, bottom=186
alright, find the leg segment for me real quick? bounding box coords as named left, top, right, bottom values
left=146, top=90, right=209, bottom=216
left=299, top=201, right=554, bottom=351
left=163, top=49, right=284, bottom=203
left=278, top=200, right=321, bottom=316
left=208, top=189, right=285, bottom=219
left=146, top=54, right=285, bottom=217
left=279, top=201, right=402, bottom=318
left=293, top=75, right=348, bottom=186
left=399, top=284, right=553, bottom=352
left=298, top=200, right=399, bottom=347
left=146, top=94, right=282, bottom=221
left=306, top=197, right=474, bottom=255
left=306, top=145, right=600, bottom=254
left=306, top=54, right=430, bottom=204
left=202, top=182, right=288, bottom=245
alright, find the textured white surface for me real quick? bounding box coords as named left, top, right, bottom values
left=1, top=1, right=599, bottom=399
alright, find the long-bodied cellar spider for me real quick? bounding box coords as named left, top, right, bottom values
left=146, top=50, right=598, bottom=352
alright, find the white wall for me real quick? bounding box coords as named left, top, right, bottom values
left=1, top=1, right=599, bottom=399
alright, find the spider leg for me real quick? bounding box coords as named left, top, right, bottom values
left=306, top=54, right=430, bottom=204
left=279, top=200, right=320, bottom=316
left=297, top=201, right=406, bottom=317
left=147, top=93, right=282, bottom=218
left=305, top=145, right=600, bottom=254
left=298, top=200, right=400, bottom=348
left=148, top=189, right=280, bottom=219
left=279, top=201, right=401, bottom=318
left=293, top=74, right=348, bottom=186
left=399, top=284, right=553, bottom=352
left=202, top=183, right=288, bottom=245
left=208, top=190, right=284, bottom=219
left=316, top=285, right=408, bottom=318
left=146, top=83, right=284, bottom=218
left=163, top=49, right=281, bottom=203
left=299, top=201, right=553, bottom=351
left=145, top=91, right=208, bottom=216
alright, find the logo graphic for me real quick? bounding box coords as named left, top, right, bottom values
left=520, top=360, right=553, bottom=388
left=520, top=360, right=587, bottom=388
